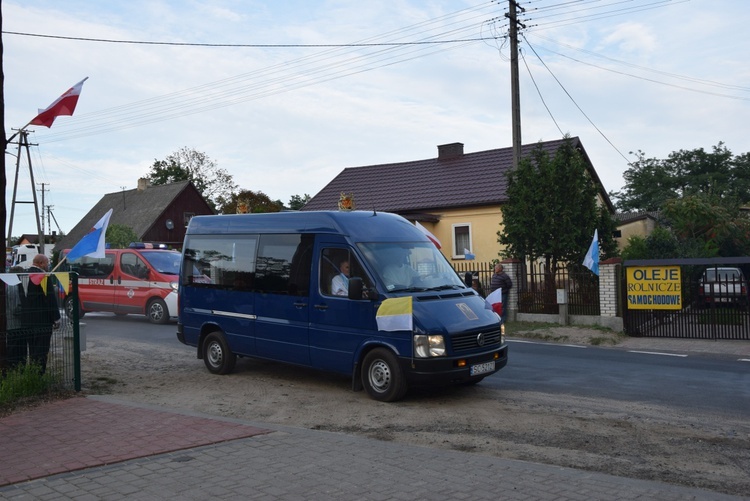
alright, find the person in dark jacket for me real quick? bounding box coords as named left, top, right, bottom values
left=489, top=263, right=512, bottom=323
left=19, top=254, right=61, bottom=373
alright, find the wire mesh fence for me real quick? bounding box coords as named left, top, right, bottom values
left=2, top=272, right=81, bottom=391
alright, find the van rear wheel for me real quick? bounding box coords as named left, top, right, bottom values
left=203, top=332, right=236, bottom=375
left=147, top=298, right=169, bottom=324
left=361, top=348, right=407, bottom=402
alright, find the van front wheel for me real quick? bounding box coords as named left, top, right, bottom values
left=64, top=297, right=85, bottom=320
left=203, top=332, right=236, bottom=375
left=362, top=348, right=407, bottom=402
left=147, top=298, right=169, bottom=324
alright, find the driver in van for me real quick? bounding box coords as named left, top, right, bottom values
left=382, top=247, right=419, bottom=287
left=331, top=259, right=350, bottom=296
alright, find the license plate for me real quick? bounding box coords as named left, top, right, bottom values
left=470, top=361, right=495, bottom=376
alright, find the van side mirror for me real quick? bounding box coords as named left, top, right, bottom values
left=348, top=277, right=377, bottom=301
left=464, top=272, right=473, bottom=287
left=349, top=277, right=363, bottom=299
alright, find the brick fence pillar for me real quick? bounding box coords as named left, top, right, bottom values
left=502, top=258, right=521, bottom=322
left=599, top=258, right=622, bottom=317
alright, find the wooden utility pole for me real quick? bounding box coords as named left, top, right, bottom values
left=1, top=5, right=7, bottom=368
left=507, top=0, right=525, bottom=168
left=7, top=130, right=45, bottom=252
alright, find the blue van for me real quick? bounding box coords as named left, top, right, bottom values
left=177, top=210, right=507, bottom=401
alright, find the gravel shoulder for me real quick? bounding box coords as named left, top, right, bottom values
left=79, top=323, right=750, bottom=497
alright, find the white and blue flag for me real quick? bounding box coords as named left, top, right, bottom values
left=66, top=209, right=113, bottom=262
left=582, top=229, right=599, bottom=276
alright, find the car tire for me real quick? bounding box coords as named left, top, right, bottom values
left=64, top=296, right=85, bottom=320
left=361, top=348, right=407, bottom=402
left=202, top=331, right=236, bottom=375
left=147, top=298, right=169, bottom=324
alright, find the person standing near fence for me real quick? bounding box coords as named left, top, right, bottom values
left=490, top=263, right=512, bottom=323
left=19, top=254, right=61, bottom=374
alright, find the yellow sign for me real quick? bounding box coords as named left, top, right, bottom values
left=626, top=266, right=682, bottom=310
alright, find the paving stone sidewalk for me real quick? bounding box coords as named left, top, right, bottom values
left=1, top=396, right=747, bottom=500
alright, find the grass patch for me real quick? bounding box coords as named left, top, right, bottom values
left=503, top=321, right=560, bottom=336
left=0, top=363, right=57, bottom=408
left=505, top=320, right=627, bottom=346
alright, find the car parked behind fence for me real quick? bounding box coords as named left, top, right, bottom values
left=698, top=266, right=748, bottom=307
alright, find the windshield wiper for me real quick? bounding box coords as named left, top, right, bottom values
left=425, top=285, right=462, bottom=291
left=389, top=286, right=428, bottom=293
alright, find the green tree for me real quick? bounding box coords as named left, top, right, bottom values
left=620, top=235, right=648, bottom=261
left=288, top=194, right=311, bottom=210
left=662, top=195, right=750, bottom=257
left=219, top=189, right=282, bottom=214
left=148, top=147, right=238, bottom=211
left=609, top=150, right=677, bottom=212
left=498, top=136, right=617, bottom=290
left=611, top=143, right=749, bottom=212
left=106, top=224, right=139, bottom=249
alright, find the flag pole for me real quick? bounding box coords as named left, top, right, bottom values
left=51, top=256, right=67, bottom=273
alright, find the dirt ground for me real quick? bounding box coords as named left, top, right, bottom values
left=79, top=325, right=749, bottom=497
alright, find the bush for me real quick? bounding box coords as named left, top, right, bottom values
left=0, top=363, right=56, bottom=407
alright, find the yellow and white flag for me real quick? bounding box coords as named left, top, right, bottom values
left=376, top=296, right=413, bottom=332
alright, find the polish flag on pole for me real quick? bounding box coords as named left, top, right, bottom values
left=415, top=221, right=441, bottom=249
left=30, top=77, right=89, bottom=128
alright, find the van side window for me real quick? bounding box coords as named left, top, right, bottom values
left=120, top=253, right=149, bottom=279
left=182, top=235, right=258, bottom=288
left=320, top=248, right=371, bottom=297
left=70, top=255, right=114, bottom=277
left=255, top=234, right=313, bottom=296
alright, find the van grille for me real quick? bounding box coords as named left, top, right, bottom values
left=451, top=328, right=502, bottom=352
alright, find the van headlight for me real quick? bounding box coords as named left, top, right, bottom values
left=501, top=322, right=506, bottom=344
left=170, top=282, right=178, bottom=292
left=414, top=335, right=445, bottom=358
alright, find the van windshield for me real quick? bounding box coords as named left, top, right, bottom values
left=141, top=251, right=181, bottom=275
left=358, top=242, right=465, bottom=292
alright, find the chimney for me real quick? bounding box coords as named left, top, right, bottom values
left=437, top=142, right=464, bottom=161
left=137, top=178, right=151, bottom=191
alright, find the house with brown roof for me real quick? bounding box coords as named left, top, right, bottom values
left=54, top=178, right=214, bottom=253
left=303, top=137, right=614, bottom=263
left=614, top=211, right=659, bottom=250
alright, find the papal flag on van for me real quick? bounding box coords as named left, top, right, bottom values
left=376, top=296, right=413, bottom=332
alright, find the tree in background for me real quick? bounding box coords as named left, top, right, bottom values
left=148, top=147, right=238, bottom=212
left=499, top=137, right=618, bottom=296
left=610, top=143, right=750, bottom=212
left=106, top=224, right=139, bottom=249
left=219, top=189, right=282, bottom=214
left=614, top=143, right=750, bottom=259
left=288, top=194, right=311, bottom=210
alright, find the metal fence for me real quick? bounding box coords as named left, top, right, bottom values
left=451, top=261, right=495, bottom=297
left=623, top=261, right=750, bottom=340
left=1, top=272, right=81, bottom=391
left=452, top=260, right=601, bottom=316
left=514, top=261, right=600, bottom=316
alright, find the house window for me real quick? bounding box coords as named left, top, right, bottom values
left=183, top=212, right=195, bottom=227
left=452, top=223, right=472, bottom=259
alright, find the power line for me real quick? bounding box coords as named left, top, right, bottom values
left=2, top=30, right=496, bottom=48
left=522, top=34, right=631, bottom=163
left=520, top=49, right=564, bottom=136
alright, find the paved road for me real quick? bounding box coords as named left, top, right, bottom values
left=501, top=340, right=750, bottom=413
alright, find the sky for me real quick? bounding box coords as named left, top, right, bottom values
left=3, top=0, right=749, bottom=238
